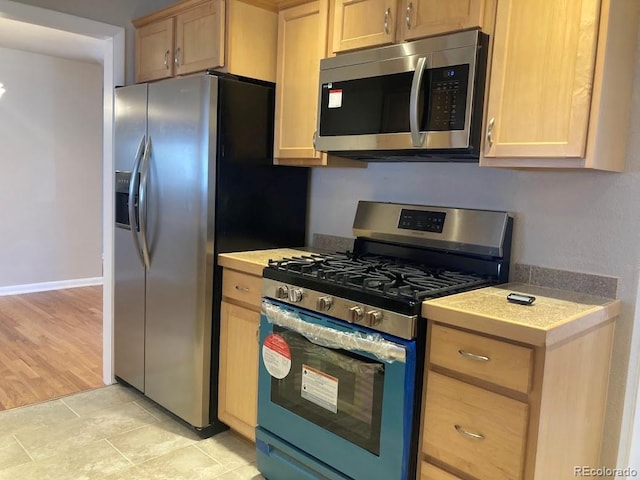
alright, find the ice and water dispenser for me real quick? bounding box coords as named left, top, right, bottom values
left=115, top=171, right=138, bottom=229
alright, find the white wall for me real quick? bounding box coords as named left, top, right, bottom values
left=7, top=0, right=176, bottom=85
left=0, top=47, right=103, bottom=288
left=309, top=39, right=640, bottom=468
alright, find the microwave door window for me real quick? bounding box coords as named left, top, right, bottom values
left=270, top=327, right=384, bottom=455
left=319, top=72, right=431, bottom=136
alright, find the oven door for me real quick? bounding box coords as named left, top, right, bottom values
left=256, top=299, right=417, bottom=480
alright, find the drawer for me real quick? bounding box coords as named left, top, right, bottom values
left=423, top=372, right=528, bottom=480
left=222, top=269, right=262, bottom=307
left=420, top=461, right=462, bottom=480
left=430, top=324, right=533, bottom=393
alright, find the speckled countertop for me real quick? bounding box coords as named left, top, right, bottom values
left=422, top=283, right=621, bottom=346
left=217, top=248, right=315, bottom=276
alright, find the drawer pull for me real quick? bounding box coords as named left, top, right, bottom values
left=455, top=424, right=485, bottom=440
left=458, top=349, right=490, bottom=362
left=235, top=285, right=250, bottom=292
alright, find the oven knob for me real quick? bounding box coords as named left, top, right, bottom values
left=366, top=310, right=383, bottom=326
left=349, top=306, right=364, bottom=323
left=316, top=296, right=333, bottom=311
left=288, top=288, right=304, bottom=303
left=274, top=285, right=289, bottom=299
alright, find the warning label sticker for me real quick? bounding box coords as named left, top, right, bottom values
left=328, top=89, right=343, bottom=109
left=301, top=364, right=338, bottom=413
left=262, top=334, right=291, bottom=379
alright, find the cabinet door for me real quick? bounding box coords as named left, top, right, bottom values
left=174, top=0, right=225, bottom=76
left=401, top=0, right=484, bottom=41
left=226, top=0, right=278, bottom=82
left=423, top=372, right=528, bottom=480
left=218, top=301, right=260, bottom=441
left=274, top=0, right=328, bottom=162
left=420, top=461, right=463, bottom=480
left=332, top=0, right=397, bottom=53
left=135, top=18, right=174, bottom=83
left=482, top=0, right=600, bottom=160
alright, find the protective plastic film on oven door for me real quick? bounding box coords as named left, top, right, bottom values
left=261, top=300, right=406, bottom=363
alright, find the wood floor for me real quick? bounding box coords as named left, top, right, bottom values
left=0, top=286, right=103, bottom=410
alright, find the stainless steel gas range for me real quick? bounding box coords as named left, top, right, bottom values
left=255, top=201, right=513, bottom=480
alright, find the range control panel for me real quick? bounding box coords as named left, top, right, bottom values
left=398, top=209, right=446, bottom=233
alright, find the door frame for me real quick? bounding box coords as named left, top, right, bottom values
left=0, top=0, right=125, bottom=384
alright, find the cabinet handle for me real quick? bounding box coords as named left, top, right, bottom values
left=384, top=8, right=391, bottom=35
left=406, top=2, right=413, bottom=29
left=163, top=50, right=170, bottom=69
left=486, top=117, right=495, bottom=149
left=256, top=327, right=260, bottom=344
left=174, top=47, right=181, bottom=68
left=235, top=285, right=250, bottom=292
left=458, top=349, right=490, bottom=362
left=313, top=130, right=318, bottom=151
left=455, top=424, right=485, bottom=440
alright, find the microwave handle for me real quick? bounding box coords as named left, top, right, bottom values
left=410, top=56, right=428, bottom=147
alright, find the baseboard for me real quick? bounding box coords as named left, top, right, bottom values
left=0, top=277, right=104, bottom=296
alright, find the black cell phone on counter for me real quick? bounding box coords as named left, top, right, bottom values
left=507, top=292, right=536, bottom=305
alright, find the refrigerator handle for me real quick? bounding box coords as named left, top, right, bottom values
left=128, top=135, right=146, bottom=268
left=138, top=136, right=152, bottom=271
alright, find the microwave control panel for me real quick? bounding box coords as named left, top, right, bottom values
left=427, top=64, right=469, bottom=131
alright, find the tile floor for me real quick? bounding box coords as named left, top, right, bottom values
left=0, top=384, right=265, bottom=480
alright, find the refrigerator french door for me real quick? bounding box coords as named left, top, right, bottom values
left=114, top=74, right=308, bottom=433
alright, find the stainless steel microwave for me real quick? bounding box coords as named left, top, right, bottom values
left=314, top=30, right=488, bottom=160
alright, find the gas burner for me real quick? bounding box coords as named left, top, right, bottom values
left=268, top=252, right=492, bottom=302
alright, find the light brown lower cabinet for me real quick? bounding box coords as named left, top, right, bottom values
left=423, top=372, right=528, bottom=480
left=218, top=269, right=262, bottom=441
left=419, top=320, right=615, bottom=480
left=420, top=461, right=463, bottom=480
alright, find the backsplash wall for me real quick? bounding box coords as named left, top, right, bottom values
left=308, top=39, right=640, bottom=469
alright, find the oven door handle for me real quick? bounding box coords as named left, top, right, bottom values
left=410, top=56, right=428, bottom=147
left=262, top=300, right=406, bottom=363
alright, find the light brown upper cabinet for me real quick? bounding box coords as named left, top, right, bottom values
left=173, top=1, right=225, bottom=77
left=134, top=0, right=277, bottom=84
left=481, top=0, right=639, bottom=171
left=402, top=0, right=486, bottom=41
left=331, top=0, right=398, bottom=52
left=331, top=0, right=487, bottom=53
left=273, top=0, right=327, bottom=163
left=135, top=18, right=175, bottom=83
left=274, top=0, right=363, bottom=167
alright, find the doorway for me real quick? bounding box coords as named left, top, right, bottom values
left=0, top=1, right=124, bottom=407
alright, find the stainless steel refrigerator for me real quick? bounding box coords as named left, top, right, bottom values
left=114, top=73, right=308, bottom=434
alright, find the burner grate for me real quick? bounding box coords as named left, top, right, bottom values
left=267, top=253, right=493, bottom=302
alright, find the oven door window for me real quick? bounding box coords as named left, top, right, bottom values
left=270, top=326, right=384, bottom=456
